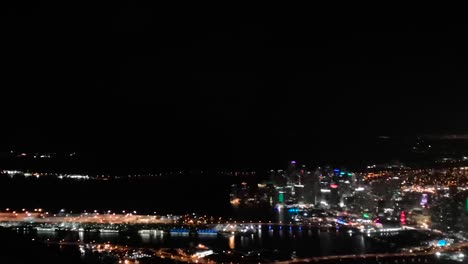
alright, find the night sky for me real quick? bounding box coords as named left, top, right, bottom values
left=1, top=7, right=467, bottom=169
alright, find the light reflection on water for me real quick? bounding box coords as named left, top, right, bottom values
left=30, top=226, right=390, bottom=258
left=228, top=235, right=235, bottom=249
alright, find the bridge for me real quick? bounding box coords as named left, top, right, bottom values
left=277, top=252, right=434, bottom=263
left=276, top=242, right=468, bottom=263
left=208, top=222, right=408, bottom=234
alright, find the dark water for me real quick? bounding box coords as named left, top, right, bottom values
left=0, top=175, right=236, bottom=217
left=25, top=227, right=393, bottom=259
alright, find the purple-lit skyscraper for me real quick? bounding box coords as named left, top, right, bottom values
left=421, top=193, right=428, bottom=206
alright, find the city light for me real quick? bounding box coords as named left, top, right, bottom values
left=437, top=240, right=447, bottom=247
left=279, top=193, right=284, bottom=203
